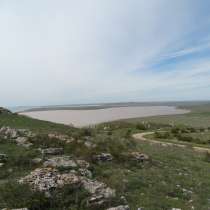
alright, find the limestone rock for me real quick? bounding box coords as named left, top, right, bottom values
left=93, top=153, right=113, bottom=162
left=48, top=133, right=74, bottom=143
left=43, top=156, right=77, bottom=169
left=81, top=178, right=116, bottom=206
left=106, top=205, right=130, bottom=210
left=130, top=152, right=149, bottom=162
left=41, top=148, right=64, bottom=156
left=1, top=208, right=28, bottom=210
left=78, top=168, right=92, bottom=178
left=19, top=168, right=81, bottom=193
left=32, top=158, right=42, bottom=164
left=76, top=159, right=90, bottom=169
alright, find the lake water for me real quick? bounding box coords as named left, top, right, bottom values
left=21, top=106, right=189, bottom=127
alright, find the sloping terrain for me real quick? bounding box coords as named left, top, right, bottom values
left=0, top=107, right=210, bottom=210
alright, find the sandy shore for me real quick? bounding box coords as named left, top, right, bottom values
left=21, top=106, right=189, bottom=127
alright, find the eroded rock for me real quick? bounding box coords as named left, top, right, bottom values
left=19, top=168, right=81, bottom=193
left=81, top=178, right=116, bottom=206
left=43, top=156, right=77, bottom=169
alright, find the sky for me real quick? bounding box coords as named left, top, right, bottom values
left=0, top=0, right=210, bottom=107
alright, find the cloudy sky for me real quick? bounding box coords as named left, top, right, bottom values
left=0, top=0, right=210, bottom=106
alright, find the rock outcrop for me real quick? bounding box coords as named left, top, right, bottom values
left=0, top=126, right=34, bottom=148
left=81, top=178, right=116, bottom=206
left=19, top=166, right=115, bottom=207
left=19, top=168, right=81, bottom=193
left=0, top=107, right=12, bottom=115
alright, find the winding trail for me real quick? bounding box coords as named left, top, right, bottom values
left=132, top=131, right=210, bottom=153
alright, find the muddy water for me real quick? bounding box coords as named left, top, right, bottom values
left=22, top=106, right=189, bottom=127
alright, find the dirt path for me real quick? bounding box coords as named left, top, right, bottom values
left=132, top=132, right=210, bottom=153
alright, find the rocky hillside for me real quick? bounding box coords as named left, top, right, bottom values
left=0, top=108, right=210, bottom=210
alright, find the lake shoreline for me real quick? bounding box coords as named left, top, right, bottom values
left=21, top=106, right=189, bottom=127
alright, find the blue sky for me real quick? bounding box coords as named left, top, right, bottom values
left=0, top=0, right=210, bottom=106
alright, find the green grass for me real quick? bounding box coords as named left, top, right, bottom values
left=125, top=103, right=210, bottom=128
left=1, top=104, right=210, bottom=210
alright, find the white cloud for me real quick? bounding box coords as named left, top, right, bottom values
left=0, top=0, right=210, bottom=106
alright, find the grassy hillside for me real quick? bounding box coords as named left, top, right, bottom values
left=0, top=105, right=210, bottom=210
left=125, top=102, right=210, bottom=128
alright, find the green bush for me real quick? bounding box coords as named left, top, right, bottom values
left=136, top=123, right=147, bottom=130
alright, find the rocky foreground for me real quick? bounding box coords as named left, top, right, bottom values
left=0, top=122, right=150, bottom=210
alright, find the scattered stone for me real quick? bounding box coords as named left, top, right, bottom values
left=48, top=133, right=74, bottom=143
left=0, top=163, right=4, bottom=167
left=41, top=148, right=64, bottom=156
left=76, top=159, right=90, bottom=169
left=1, top=208, right=28, bottom=210
left=106, top=205, right=130, bottom=210
left=15, top=137, right=33, bottom=148
left=32, top=158, right=43, bottom=164
left=19, top=168, right=81, bottom=193
left=130, top=152, right=149, bottom=163
left=78, top=168, right=92, bottom=178
left=81, top=178, right=115, bottom=206
left=43, top=156, right=77, bottom=169
left=93, top=153, right=113, bottom=162
left=84, top=141, right=97, bottom=148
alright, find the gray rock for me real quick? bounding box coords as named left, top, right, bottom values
left=106, top=205, right=130, bottom=210
left=2, top=208, right=28, bottom=210
left=81, top=178, right=115, bottom=206
left=19, top=168, right=81, bottom=193
left=78, top=168, right=92, bottom=178
left=0, top=163, right=4, bottom=167
left=76, top=159, right=90, bottom=169
left=130, top=152, right=149, bottom=162
left=32, top=158, right=42, bottom=164
left=93, top=153, right=113, bottom=162
left=41, top=148, right=64, bottom=156
left=43, top=156, right=77, bottom=169
left=48, top=133, right=74, bottom=143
